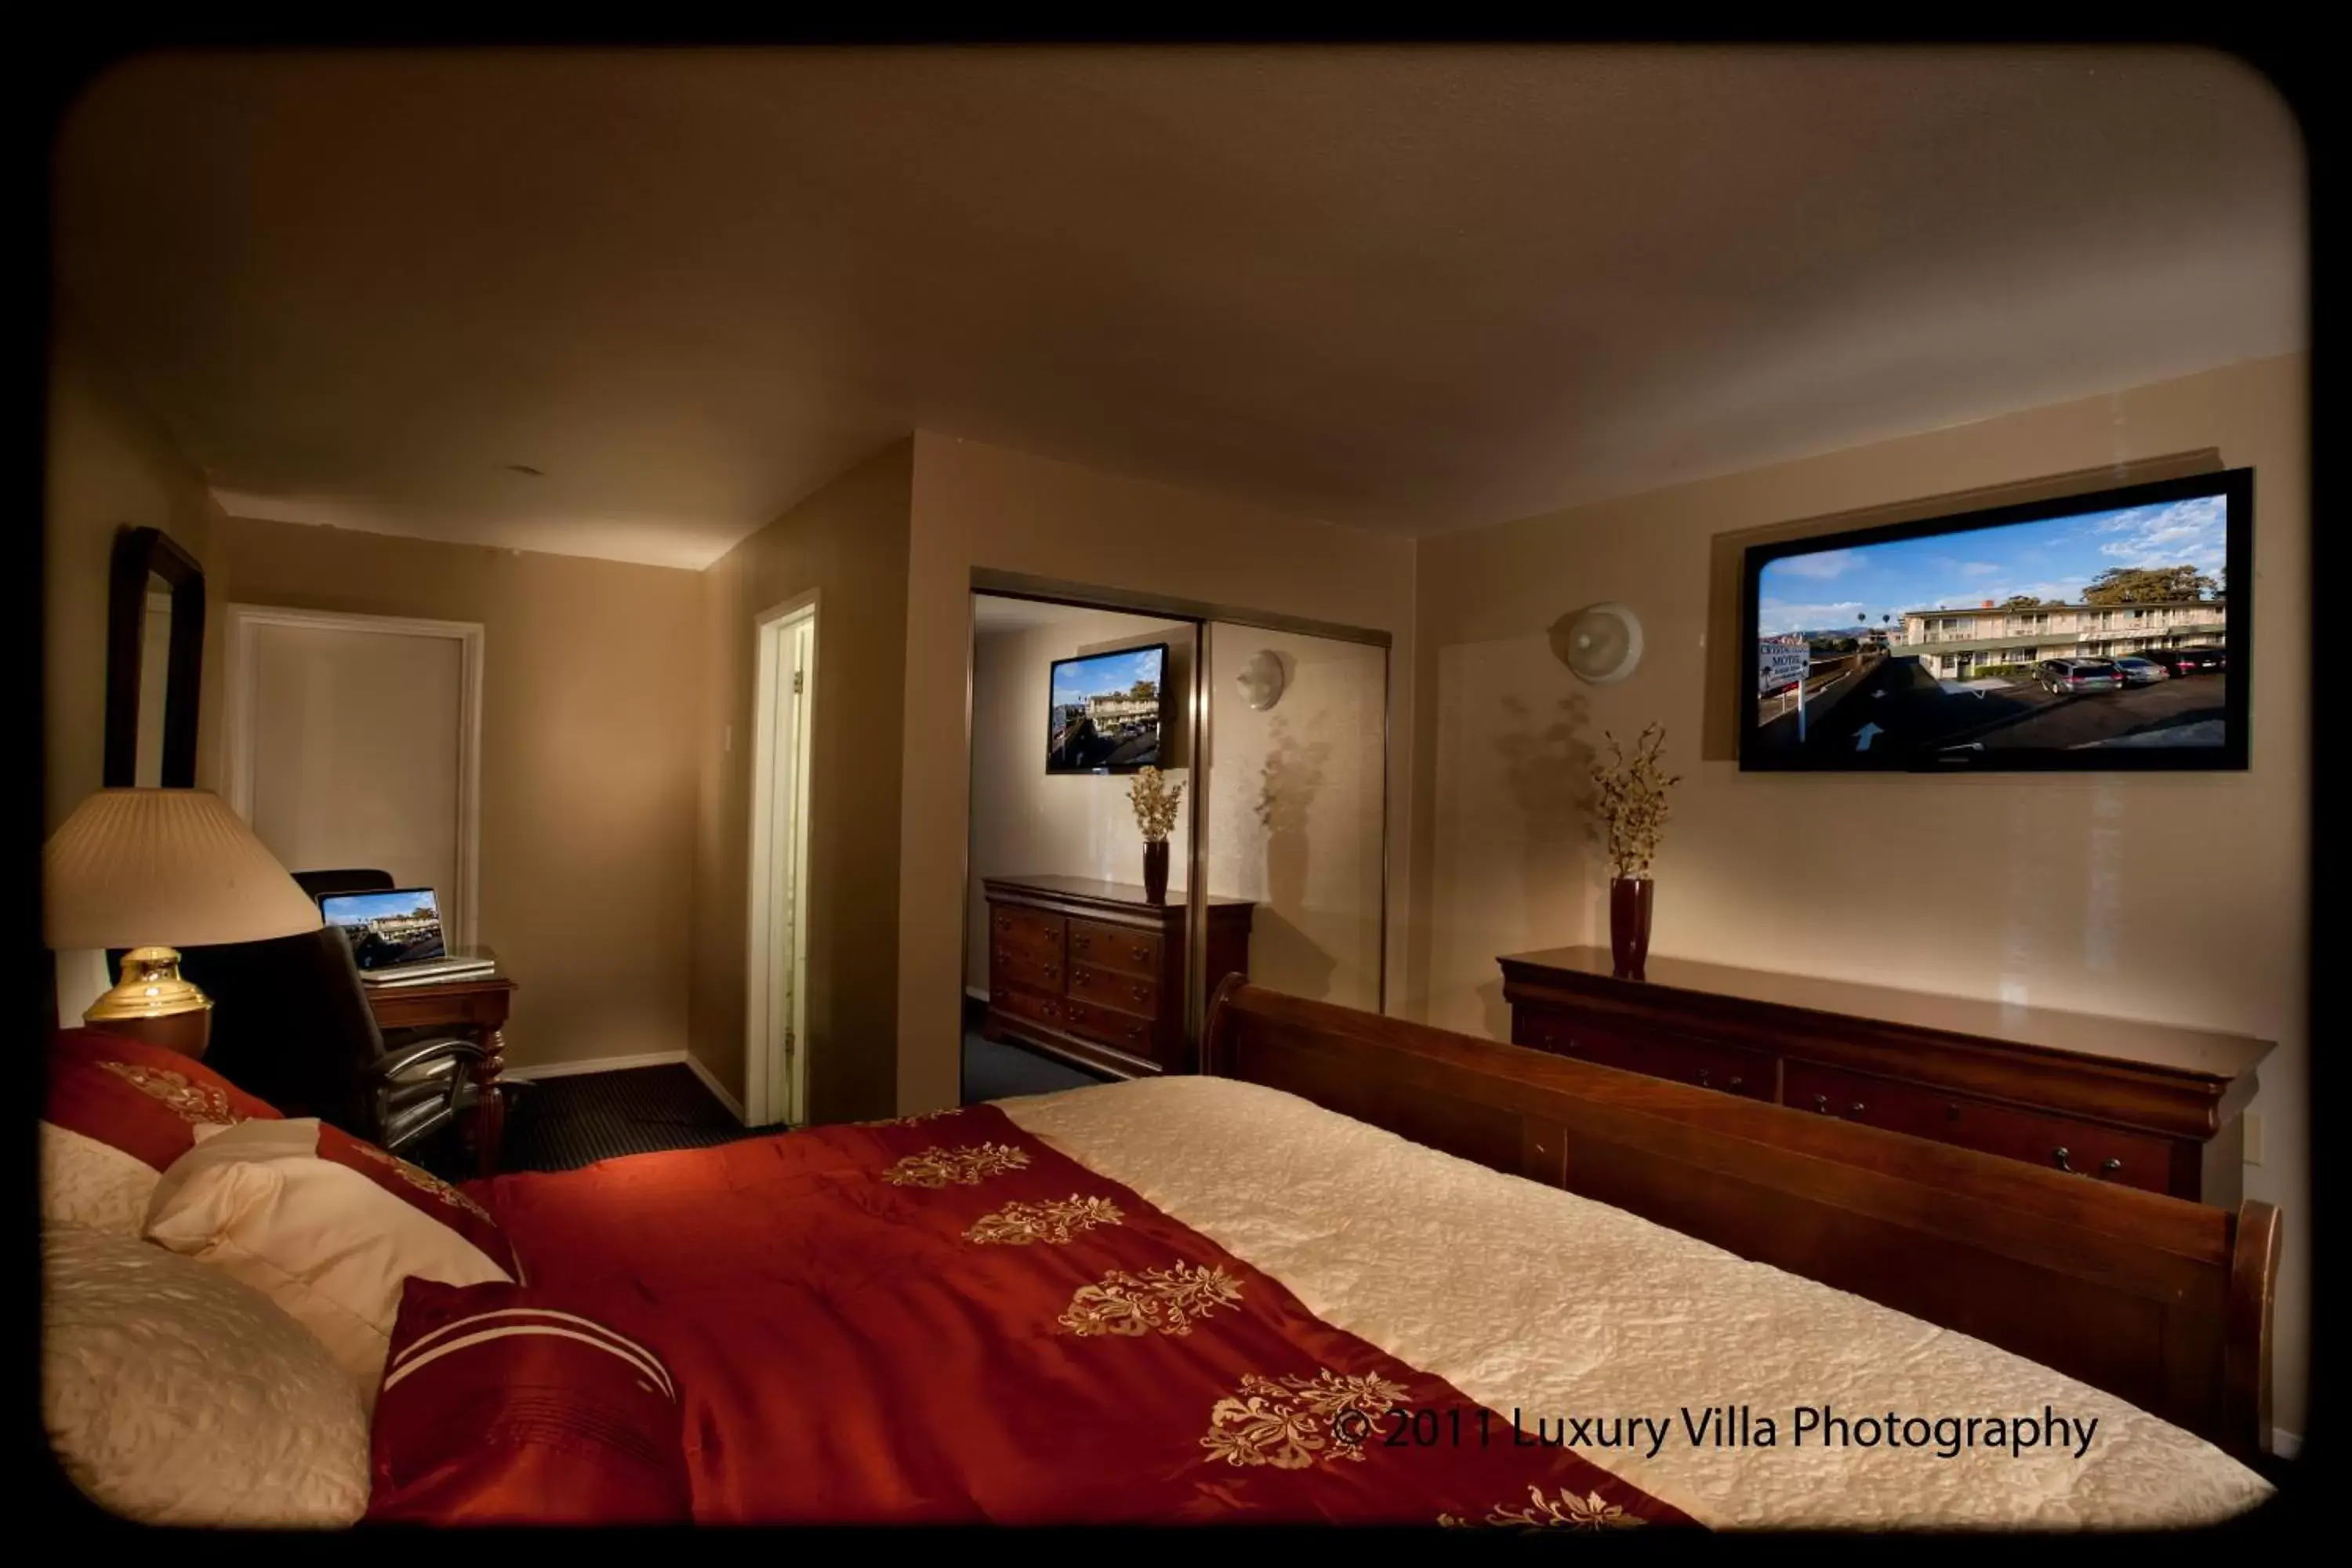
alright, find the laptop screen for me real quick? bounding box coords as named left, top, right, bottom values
left=318, top=887, right=447, bottom=971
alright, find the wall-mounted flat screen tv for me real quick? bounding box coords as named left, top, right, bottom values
left=1047, top=643, right=1168, bottom=774
left=1740, top=469, right=2250, bottom=772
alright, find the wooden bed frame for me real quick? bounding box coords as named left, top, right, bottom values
left=1203, top=980, right=2280, bottom=1461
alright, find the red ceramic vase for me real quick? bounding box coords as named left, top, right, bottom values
left=1610, top=876, right=1653, bottom=980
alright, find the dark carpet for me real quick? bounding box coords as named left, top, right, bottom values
left=491, top=1065, right=766, bottom=1174
left=962, top=1030, right=1105, bottom=1103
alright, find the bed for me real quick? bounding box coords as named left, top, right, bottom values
left=42, top=988, right=2278, bottom=1527
left=466, top=982, right=2274, bottom=1528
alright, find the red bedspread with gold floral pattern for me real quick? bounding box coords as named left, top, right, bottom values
left=476, top=1103, right=1692, bottom=1527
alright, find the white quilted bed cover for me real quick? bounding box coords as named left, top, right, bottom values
left=1002, top=1074, right=2271, bottom=1530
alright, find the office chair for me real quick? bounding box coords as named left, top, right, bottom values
left=177, top=925, right=488, bottom=1158
left=291, top=867, right=397, bottom=901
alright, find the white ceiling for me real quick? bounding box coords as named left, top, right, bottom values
left=53, top=46, right=2305, bottom=570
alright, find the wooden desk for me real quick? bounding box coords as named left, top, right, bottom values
left=365, top=970, right=517, bottom=1177
left=1497, top=946, right=2271, bottom=1204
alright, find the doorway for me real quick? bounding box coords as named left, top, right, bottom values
left=960, top=582, right=1391, bottom=1103
left=746, top=596, right=816, bottom=1127
left=223, top=605, right=483, bottom=947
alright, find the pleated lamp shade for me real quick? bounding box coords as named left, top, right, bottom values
left=44, top=789, right=323, bottom=950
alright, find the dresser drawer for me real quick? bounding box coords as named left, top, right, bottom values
left=1063, top=998, right=1157, bottom=1062
left=988, top=904, right=1065, bottom=960
left=992, top=986, right=1065, bottom=1033
left=1069, top=962, right=1160, bottom=1019
left=1513, top=1009, right=1772, bottom=1101
left=1782, top=1060, right=2172, bottom=1194
left=1067, top=918, right=1161, bottom=979
left=990, top=945, right=1065, bottom=997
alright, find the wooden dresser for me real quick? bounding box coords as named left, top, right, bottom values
left=1497, top=946, right=2270, bottom=1206
left=982, top=875, right=1254, bottom=1078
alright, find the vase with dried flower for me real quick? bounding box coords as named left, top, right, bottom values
left=1591, top=723, right=1681, bottom=979
left=1127, top=766, right=1184, bottom=903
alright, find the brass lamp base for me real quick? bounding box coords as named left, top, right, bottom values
left=83, top=945, right=214, bottom=1059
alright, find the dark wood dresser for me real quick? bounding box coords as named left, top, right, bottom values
left=982, top=875, right=1254, bottom=1078
left=1498, top=946, right=2270, bottom=1206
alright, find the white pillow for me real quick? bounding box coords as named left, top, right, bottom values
left=144, top=1118, right=512, bottom=1401
left=42, top=1221, right=371, bottom=1526
left=39, top=1120, right=158, bottom=1238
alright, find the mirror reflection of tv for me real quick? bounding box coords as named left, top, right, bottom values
left=1047, top=643, right=1168, bottom=774
left=1740, top=469, right=2251, bottom=772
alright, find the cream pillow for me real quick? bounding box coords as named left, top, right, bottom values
left=42, top=1221, right=371, bottom=1526
left=145, top=1119, right=512, bottom=1401
left=39, top=1120, right=159, bottom=1238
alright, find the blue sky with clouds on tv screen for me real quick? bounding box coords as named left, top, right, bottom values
left=1051, top=647, right=1164, bottom=707
left=1756, top=495, right=2227, bottom=638
left=321, top=889, right=440, bottom=925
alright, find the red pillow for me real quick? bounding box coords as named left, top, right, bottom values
left=43, top=1026, right=281, bottom=1170
left=368, top=1279, right=691, bottom=1525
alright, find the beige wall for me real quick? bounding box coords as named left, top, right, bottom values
left=966, top=608, right=1197, bottom=996
left=44, top=307, right=224, bottom=830
left=207, top=516, right=703, bottom=1075
left=898, top=433, right=1419, bottom=1115
left=1408, top=353, right=2310, bottom=1439
left=690, top=443, right=913, bottom=1124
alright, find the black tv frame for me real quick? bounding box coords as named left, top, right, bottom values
left=1738, top=469, right=2252, bottom=773
left=1045, top=641, right=1171, bottom=775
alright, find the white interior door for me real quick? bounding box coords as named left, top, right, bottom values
left=227, top=608, right=482, bottom=947
left=747, top=601, right=815, bottom=1127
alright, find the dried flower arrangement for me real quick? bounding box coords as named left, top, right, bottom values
left=1591, top=723, right=1681, bottom=880
left=1127, top=766, right=1184, bottom=843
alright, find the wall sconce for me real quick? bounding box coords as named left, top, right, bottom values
left=1552, top=603, right=1645, bottom=685
left=1235, top=649, right=1287, bottom=711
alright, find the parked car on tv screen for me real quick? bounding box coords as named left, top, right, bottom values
left=2110, top=656, right=2171, bottom=686
left=2036, top=658, right=2122, bottom=695
left=2137, top=646, right=2226, bottom=676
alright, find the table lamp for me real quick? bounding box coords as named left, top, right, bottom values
left=43, top=788, right=323, bottom=1057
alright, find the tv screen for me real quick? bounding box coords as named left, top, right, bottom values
left=1047, top=643, right=1168, bottom=774
left=1740, top=470, right=2250, bottom=772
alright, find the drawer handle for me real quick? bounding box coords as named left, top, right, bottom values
left=1811, top=1094, right=1831, bottom=1114
left=1073, top=935, right=1091, bottom=950
left=1726, top=1076, right=1744, bottom=1091
left=1132, top=944, right=1152, bottom=962
left=1695, top=1069, right=1711, bottom=1088
left=1847, top=1102, right=1865, bottom=1117
left=2100, top=1158, right=2122, bottom=1178
left=2052, top=1146, right=2072, bottom=1173
left=1073, top=967, right=1090, bottom=985
left=996, top=917, right=1012, bottom=932
left=1131, top=984, right=1149, bottom=1004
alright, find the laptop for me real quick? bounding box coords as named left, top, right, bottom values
left=316, top=887, right=495, bottom=985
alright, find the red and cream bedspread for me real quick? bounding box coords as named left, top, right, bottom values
left=1002, top=1076, right=2276, bottom=1530
left=477, top=1101, right=1691, bottom=1526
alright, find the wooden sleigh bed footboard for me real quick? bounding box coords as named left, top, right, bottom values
left=1202, top=980, right=2280, bottom=1461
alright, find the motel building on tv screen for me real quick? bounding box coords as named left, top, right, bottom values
left=1898, top=598, right=2226, bottom=681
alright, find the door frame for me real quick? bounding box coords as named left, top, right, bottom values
left=221, top=604, right=485, bottom=949
left=746, top=591, right=818, bottom=1127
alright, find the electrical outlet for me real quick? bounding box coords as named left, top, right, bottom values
left=2244, top=1112, right=2263, bottom=1167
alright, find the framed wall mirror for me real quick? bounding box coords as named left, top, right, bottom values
left=105, top=526, right=205, bottom=788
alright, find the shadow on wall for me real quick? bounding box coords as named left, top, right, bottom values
left=1487, top=690, right=1598, bottom=1037
left=1245, top=908, right=1340, bottom=1003
left=1254, top=712, right=1331, bottom=909
left=1247, top=710, right=1340, bottom=1000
